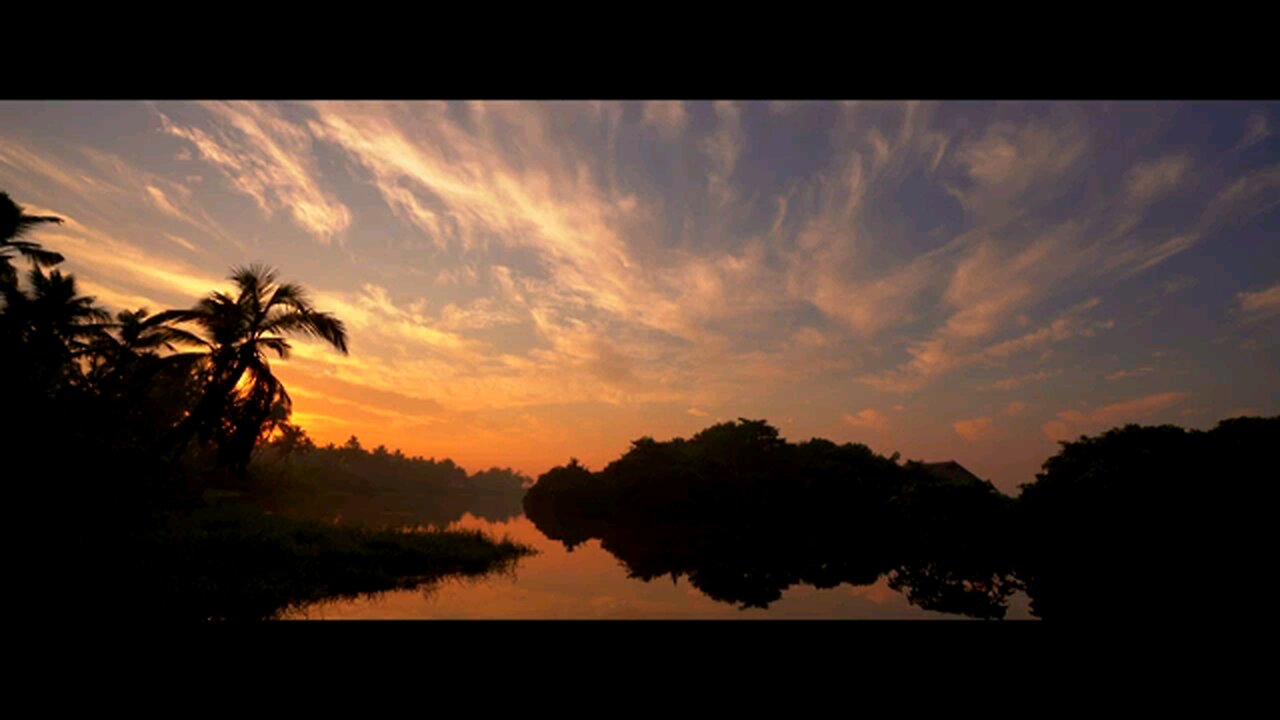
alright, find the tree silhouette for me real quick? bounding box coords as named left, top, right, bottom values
left=111, top=308, right=206, bottom=356
left=269, top=421, right=315, bottom=457
left=1013, top=417, right=1278, bottom=620
left=524, top=419, right=1018, bottom=616
left=152, top=264, right=348, bottom=473
left=1, top=267, right=111, bottom=397
left=87, top=307, right=208, bottom=389
left=0, top=191, right=64, bottom=288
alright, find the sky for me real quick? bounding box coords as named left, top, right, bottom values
left=1, top=100, right=1277, bottom=493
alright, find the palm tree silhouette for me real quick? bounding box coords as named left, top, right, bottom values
left=108, top=308, right=207, bottom=356
left=86, top=307, right=207, bottom=389
left=11, top=267, right=110, bottom=354
left=153, top=264, right=348, bottom=470
left=1, top=191, right=65, bottom=288
left=1, top=267, right=111, bottom=396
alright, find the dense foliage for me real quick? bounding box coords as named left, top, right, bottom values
left=525, top=419, right=1018, bottom=617
left=527, top=416, right=1277, bottom=619
left=1016, top=416, right=1277, bottom=620
left=0, top=188, right=531, bottom=620
left=250, top=430, right=528, bottom=526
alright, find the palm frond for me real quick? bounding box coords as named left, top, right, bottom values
left=257, top=310, right=306, bottom=335
left=8, top=240, right=57, bottom=249
left=266, top=281, right=311, bottom=311
left=25, top=248, right=63, bottom=267
left=162, top=351, right=211, bottom=367
left=259, top=310, right=349, bottom=354
left=255, top=336, right=292, bottom=359
left=230, top=264, right=278, bottom=287
left=147, top=308, right=203, bottom=325
left=1, top=191, right=65, bottom=242
left=11, top=214, right=65, bottom=239
left=116, top=308, right=149, bottom=323
left=149, top=326, right=212, bottom=349
left=230, top=264, right=278, bottom=311
left=80, top=309, right=113, bottom=325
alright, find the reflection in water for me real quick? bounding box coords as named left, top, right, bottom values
left=521, top=423, right=1025, bottom=619
left=287, top=513, right=1033, bottom=619
left=128, top=504, right=532, bottom=621
left=272, top=485, right=526, bottom=528
left=287, top=420, right=1035, bottom=619
left=526, top=506, right=1020, bottom=620
left=292, top=416, right=1280, bottom=620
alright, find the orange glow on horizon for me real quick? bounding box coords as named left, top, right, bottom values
left=4, top=101, right=1275, bottom=492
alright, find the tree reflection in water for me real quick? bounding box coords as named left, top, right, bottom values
left=525, top=420, right=1020, bottom=619
left=525, top=416, right=1277, bottom=620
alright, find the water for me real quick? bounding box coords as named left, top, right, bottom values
left=286, top=512, right=1035, bottom=620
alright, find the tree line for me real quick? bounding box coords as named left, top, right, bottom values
left=2, top=189, right=505, bottom=518
left=524, top=415, right=1277, bottom=620
left=252, top=431, right=529, bottom=526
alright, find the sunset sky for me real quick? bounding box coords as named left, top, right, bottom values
left=2, top=101, right=1276, bottom=492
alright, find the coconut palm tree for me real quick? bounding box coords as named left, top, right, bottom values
left=90, top=307, right=206, bottom=370
left=5, top=267, right=111, bottom=358
left=153, top=264, right=348, bottom=471
left=1, top=191, right=65, bottom=288
left=0, top=267, right=112, bottom=408
left=113, top=308, right=209, bottom=356
left=85, top=307, right=208, bottom=399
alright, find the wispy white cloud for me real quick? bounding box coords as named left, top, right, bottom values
left=860, top=296, right=1108, bottom=393
left=23, top=208, right=229, bottom=304
left=986, top=369, right=1062, bottom=391
left=162, top=233, right=200, bottom=254
left=950, top=121, right=1089, bottom=219
left=1106, top=366, right=1157, bottom=381
left=0, top=139, right=114, bottom=202
left=843, top=409, right=889, bottom=431
left=0, top=138, right=230, bottom=245
left=5, top=100, right=1275, bottom=485
left=953, top=416, right=993, bottom=441
left=1236, top=283, right=1280, bottom=317
left=1194, top=164, right=1280, bottom=234
left=1042, top=391, right=1188, bottom=441
left=159, top=103, right=351, bottom=241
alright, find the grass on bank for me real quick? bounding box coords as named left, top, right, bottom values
left=128, top=504, right=535, bottom=621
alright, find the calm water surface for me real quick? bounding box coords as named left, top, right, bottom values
left=286, top=513, right=1034, bottom=620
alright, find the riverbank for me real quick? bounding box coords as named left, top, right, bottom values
left=120, top=505, right=535, bottom=620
